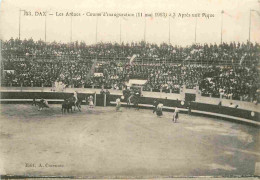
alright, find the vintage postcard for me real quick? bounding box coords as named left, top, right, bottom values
left=0, top=0, right=259, bottom=179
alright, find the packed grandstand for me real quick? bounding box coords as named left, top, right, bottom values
left=1, top=38, right=260, bottom=102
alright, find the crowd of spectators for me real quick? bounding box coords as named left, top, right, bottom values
left=199, top=66, right=259, bottom=101
left=1, top=38, right=259, bottom=102
left=2, top=38, right=259, bottom=65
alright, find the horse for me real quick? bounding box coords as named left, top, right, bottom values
left=127, top=94, right=140, bottom=110
left=61, top=99, right=73, bottom=113
left=156, top=103, right=163, bottom=117
left=126, top=94, right=134, bottom=107
left=61, top=96, right=82, bottom=114
left=36, top=99, right=49, bottom=111
left=67, top=96, right=82, bottom=111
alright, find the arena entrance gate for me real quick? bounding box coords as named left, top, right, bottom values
left=185, top=93, right=196, bottom=102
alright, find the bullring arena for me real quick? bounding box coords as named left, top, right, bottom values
left=1, top=4, right=260, bottom=177
left=0, top=87, right=259, bottom=178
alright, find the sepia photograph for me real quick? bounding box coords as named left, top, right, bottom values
left=0, top=0, right=259, bottom=179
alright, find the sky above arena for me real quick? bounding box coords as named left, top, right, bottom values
left=0, top=0, right=259, bottom=45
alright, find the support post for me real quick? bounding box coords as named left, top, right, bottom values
left=94, top=92, right=97, bottom=106
left=104, top=94, right=106, bottom=107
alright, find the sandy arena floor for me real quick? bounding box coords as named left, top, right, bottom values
left=0, top=104, right=259, bottom=177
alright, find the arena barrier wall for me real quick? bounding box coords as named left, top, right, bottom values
left=1, top=91, right=259, bottom=126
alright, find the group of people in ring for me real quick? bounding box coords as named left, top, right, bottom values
left=36, top=92, right=179, bottom=121
left=115, top=97, right=180, bottom=123
left=153, top=100, right=179, bottom=123
left=35, top=91, right=94, bottom=112
left=32, top=98, right=50, bottom=111
left=73, top=91, right=94, bottom=108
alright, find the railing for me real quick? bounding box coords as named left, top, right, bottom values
left=1, top=81, right=256, bottom=103
left=2, top=54, right=258, bottom=66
